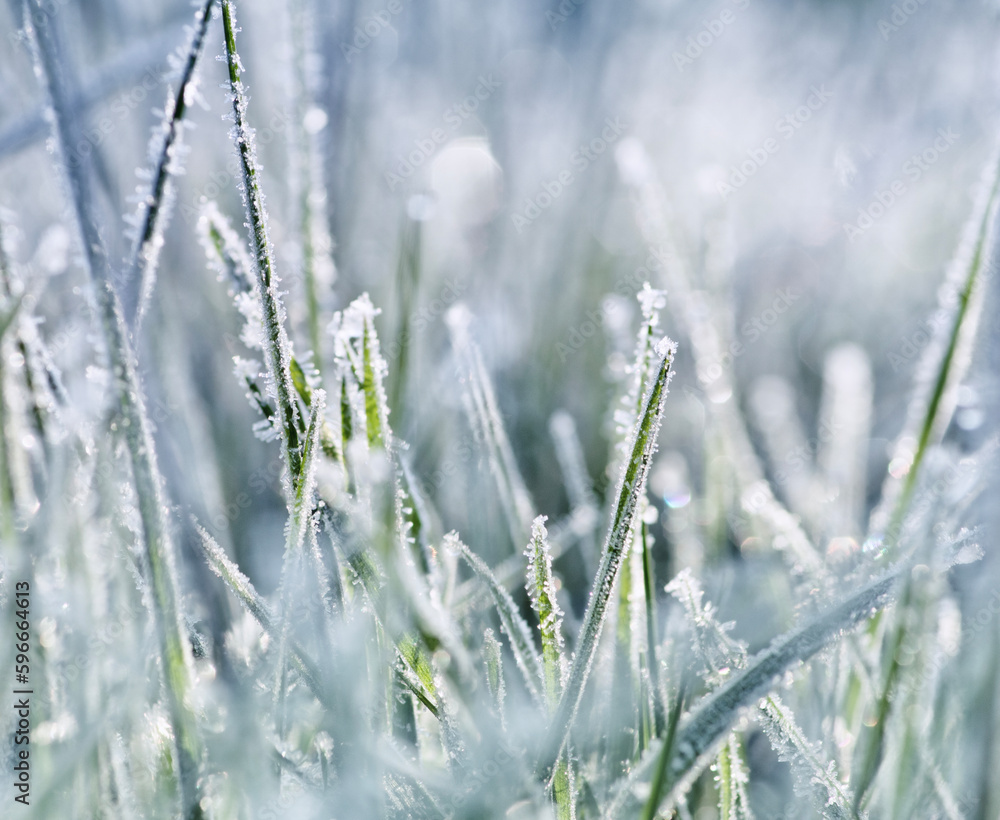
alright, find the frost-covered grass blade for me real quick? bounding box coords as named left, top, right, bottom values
left=539, top=336, right=676, bottom=778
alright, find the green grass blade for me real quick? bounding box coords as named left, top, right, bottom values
left=361, top=296, right=390, bottom=448
left=221, top=0, right=302, bottom=484
left=668, top=567, right=858, bottom=818
left=483, top=628, right=507, bottom=722
left=447, top=531, right=545, bottom=706
left=330, top=293, right=391, bottom=450
left=126, top=0, right=215, bottom=327
left=194, top=521, right=328, bottom=705
left=849, top=148, right=1000, bottom=811
left=871, top=147, right=1000, bottom=554
left=526, top=515, right=576, bottom=820
left=716, top=734, right=753, bottom=820
left=336, top=540, right=439, bottom=709
left=640, top=517, right=665, bottom=737
left=639, top=677, right=687, bottom=820
left=539, top=337, right=676, bottom=779
left=526, top=515, right=566, bottom=709
left=273, top=388, right=326, bottom=716
left=388, top=215, right=421, bottom=419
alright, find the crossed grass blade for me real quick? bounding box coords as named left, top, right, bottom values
left=538, top=337, right=676, bottom=781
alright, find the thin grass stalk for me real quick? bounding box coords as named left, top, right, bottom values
left=447, top=305, right=535, bottom=551
left=0, top=344, right=15, bottom=545
left=871, top=146, right=1000, bottom=553
left=333, top=530, right=441, bottom=715
left=607, top=288, right=665, bottom=767
left=22, top=2, right=203, bottom=815
left=195, top=523, right=331, bottom=706
left=549, top=410, right=599, bottom=575
left=639, top=677, right=687, bottom=820
left=539, top=338, right=676, bottom=780
left=607, top=536, right=637, bottom=775
left=526, top=516, right=575, bottom=818
left=716, top=734, right=753, bottom=820
left=126, top=0, right=215, bottom=327
left=388, top=215, right=421, bottom=418
left=449, top=532, right=544, bottom=705
left=273, top=389, right=326, bottom=725
left=0, top=220, right=57, bottom=457
left=640, top=517, right=665, bottom=736
left=288, top=0, right=334, bottom=370
left=849, top=151, right=1000, bottom=808
left=0, top=245, right=19, bottom=544
left=760, top=694, right=857, bottom=819
left=668, top=567, right=859, bottom=818
left=221, top=0, right=302, bottom=485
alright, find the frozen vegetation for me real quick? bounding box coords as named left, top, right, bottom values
left=1, top=0, right=1000, bottom=818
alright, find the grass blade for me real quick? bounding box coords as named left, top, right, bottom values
left=760, top=694, right=858, bottom=819
left=125, top=0, right=215, bottom=327
left=526, top=515, right=576, bottom=820
left=24, top=3, right=203, bottom=814
left=667, top=568, right=859, bottom=818
left=539, top=337, right=676, bottom=778
left=717, top=734, right=754, bottom=820
left=447, top=304, right=535, bottom=551
left=221, top=0, right=302, bottom=485
left=608, top=563, right=906, bottom=818
left=850, top=147, right=1000, bottom=810
left=483, top=628, right=507, bottom=723
left=273, top=388, right=326, bottom=719
left=870, top=147, right=1000, bottom=554
left=288, top=0, right=336, bottom=371
left=525, top=515, right=567, bottom=708
left=195, top=522, right=327, bottom=705
left=638, top=677, right=688, bottom=820
left=447, top=531, right=545, bottom=706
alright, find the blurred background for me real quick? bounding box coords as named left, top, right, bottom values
left=3, top=0, right=1000, bottom=810
left=2, top=0, right=998, bottom=574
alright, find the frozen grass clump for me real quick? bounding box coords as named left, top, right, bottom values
left=1, top=1, right=1000, bottom=818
